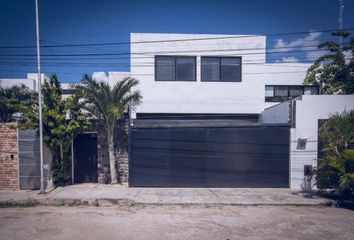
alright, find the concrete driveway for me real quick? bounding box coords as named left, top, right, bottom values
left=44, top=183, right=330, bottom=205
left=1, top=205, right=353, bottom=240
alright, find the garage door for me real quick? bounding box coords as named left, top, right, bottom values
left=129, top=126, right=289, bottom=188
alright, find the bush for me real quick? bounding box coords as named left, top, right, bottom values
left=317, top=110, right=354, bottom=200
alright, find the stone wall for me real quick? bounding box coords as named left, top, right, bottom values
left=95, top=122, right=110, bottom=184
left=91, top=115, right=129, bottom=184
left=115, top=116, right=129, bottom=184
left=0, top=123, right=19, bottom=190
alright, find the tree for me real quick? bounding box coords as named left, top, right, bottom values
left=0, top=85, right=36, bottom=123
left=304, top=30, right=354, bottom=94
left=75, top=74, right=142, bottom=184
left=23, top=74, right=88, bottom=186
left=317, top=110, right=354, bottom=199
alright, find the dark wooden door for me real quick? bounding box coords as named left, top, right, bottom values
left=74, top=133, right=98, bottom=183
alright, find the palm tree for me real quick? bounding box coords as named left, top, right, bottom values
left=76, top=74, right=142, bottom=184
left=318, top=110, right=354, bottom=199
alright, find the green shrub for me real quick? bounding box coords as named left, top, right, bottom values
left=317, top=110, right=354, bottom=200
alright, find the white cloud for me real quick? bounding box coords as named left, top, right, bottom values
left=273, top=31, right=325, bottom=61
left=275, top=56, right=299, bottom=63
left=92, top=72, right=108, bottom=82
left=274, top=32, right=322, bottom=50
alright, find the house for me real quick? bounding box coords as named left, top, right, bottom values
left=1, top=33, right=353, bottom=191
left=127, top=33, right=326, bottom=189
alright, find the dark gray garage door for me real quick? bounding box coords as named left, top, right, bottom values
left=129, top=126, right=289, bottom=188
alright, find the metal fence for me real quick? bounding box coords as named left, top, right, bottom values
left=18, top=129, right=40, bottom=190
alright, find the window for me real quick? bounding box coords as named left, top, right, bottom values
left=201, top=57, right=241, bottom=82
left=265, top=85, right=319, bottom=102
left=155, top=56, right=196, bottom=81
left=62, top=89, right=77, bottom=95
left=304, top=86, right=319, bottom=95
left=289, top=86, right=304, bottom=97
left=265, top=86, right=274, bottom=97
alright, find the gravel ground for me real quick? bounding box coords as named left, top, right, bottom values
left=0, top=205, right=353, bottom=240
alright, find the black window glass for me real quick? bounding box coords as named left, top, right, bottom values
left=176, top=57, right=196, bottom=81
left=274, top=86, right=289, bottom=97
left=201, top=57, right=241, bottom=82
left=155, top=56, right=195, bottom=81
left=155, top=56, right=175, bottom=81
left=304, top=86, right=319, bottom=95
left=289, top=86, right=304, bottom=97
left=265, top=85, right=320, bottom=102
left=201, top=57, right=220, bottom=81
left=220, top=57, right=241, bottom=82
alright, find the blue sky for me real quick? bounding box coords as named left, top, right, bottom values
left=0, top=0, right=353, bottom=82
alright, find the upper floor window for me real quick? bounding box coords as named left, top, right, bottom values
left=62, top=89, right=77, bottom=95
left=201, top=57, right=241, bottom=82
left=265, top=85, right=319, bottom=102
left=155, top=56, right=196, bottom=81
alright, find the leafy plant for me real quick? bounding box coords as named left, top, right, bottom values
left=22, top=74, right=88, bottom=186
left=304, top=30, right=354, bottom=94
left=75, top=74, right=142, bottom=184
left=0, top=85, right=36, bottom=123
left=317, top=110, right=354, bottom=199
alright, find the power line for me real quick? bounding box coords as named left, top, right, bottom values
left=0, top=58, right=330, bottom=68
left=0, top=46, right=337, bottom=58
left=0, top=27, right=353, bottom=49
left=0, top=67, right=311, bottom=76
left=1, top=53, right=342, bottom=67
left=0, top=40, right=349, bottom=63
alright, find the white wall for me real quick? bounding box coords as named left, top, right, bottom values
left=108, top=71, right=131, bottom=87
left=130, top=33, right=310, bottom=117
left=0, top=73, right=49, bottom=91
left=290, top=95, right=354, bottom=190
left=0, top=78, right=36, bottom=90
left=260, top=100, right=290, bottom=124
left=26, top=73, right=49, bottom=91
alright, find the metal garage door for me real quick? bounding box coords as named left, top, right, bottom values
left=129, top=126, right=289, bottom=188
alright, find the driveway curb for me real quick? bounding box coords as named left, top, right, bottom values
left=0, top=197, right=337, bottom=208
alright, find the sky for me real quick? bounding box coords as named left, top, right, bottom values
left=0, top=0, right=353, bottom=82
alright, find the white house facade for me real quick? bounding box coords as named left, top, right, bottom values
left=2, top=33, right=353, bottom=190
left=127, top=33, right=325, bottom=189
left=129, top=33, right=315, bottom=117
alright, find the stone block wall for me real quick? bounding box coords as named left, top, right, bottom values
left=91, top=115, right=129, bottom=184
left=95, top=122, right=111, bottom=184
left=0, top=123, right=19, bottom=190
left=115, top=116, right=129, bottom=184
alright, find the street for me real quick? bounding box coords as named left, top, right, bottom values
left=0, top=205, right=353, bottom=240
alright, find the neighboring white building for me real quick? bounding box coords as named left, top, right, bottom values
left=0, top=73, right=49, bottom=91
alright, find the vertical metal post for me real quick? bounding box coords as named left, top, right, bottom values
left=35, top=0, right=45, bottom=194
left=71, top=137, right=74, bottom=184
left=339, top=0, right=344, bottom=48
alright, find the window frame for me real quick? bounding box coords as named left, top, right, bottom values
left=265, top=85, right=320, bottom=102
left=155, top=55, right=197, bottom=82
left=201, top=56, right=242, bottom=82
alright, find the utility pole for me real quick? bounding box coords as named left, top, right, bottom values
left=339, top=0, right=344, bottom=47
left=35, top=0, right=45, bottom=194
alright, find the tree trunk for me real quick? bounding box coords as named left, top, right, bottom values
left=60, top=144, right=64, bottom=172
left=108, top=135, right=118, bottom=184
